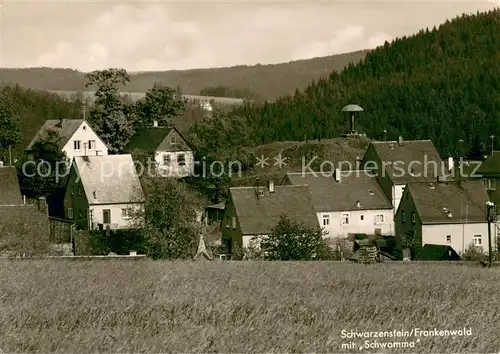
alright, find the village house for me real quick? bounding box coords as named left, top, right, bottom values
left=282, top=170, right=394, bottom=238
left=395, top=180, right=494, bottom=258
left=25, top=119, right=108, bottom=162
left=221, top=181, right=319, bottom=253
left=361, top=137, right=445, bottom=214
left=63, top=154, right=145, bottom=230
left=0, top=164, right=50, bottom=256
left=126, top=123, right=194, bottom=178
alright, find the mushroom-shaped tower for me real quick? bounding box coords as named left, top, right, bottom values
left=341, top=104, right=364, bottom=136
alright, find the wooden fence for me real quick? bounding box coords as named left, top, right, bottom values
left=49, top=217, right=75, bottom=244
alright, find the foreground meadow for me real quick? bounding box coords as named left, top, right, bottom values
left=0, top=260, right=499, bottom=353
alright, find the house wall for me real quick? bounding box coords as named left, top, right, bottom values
left=318, top=209, right=394, bottom=238
left=63, top=164, right=90, bottom=230
left=395, top=189, right=423, bottom=255
left=422, top=223, right=495, bottom=255
left=89, top=203, right=144, bottom=230
left=221, top=197, right=242, bottom=253
left=154, top=150, right=194, bottom=178
left=61, top=121, right=108, bottom=161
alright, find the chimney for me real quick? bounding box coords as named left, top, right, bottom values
left=268, top=180, right=275, bottom=193
left=447, top=156, right=454, bottom=172
left=398, top=136, right=403, bottom=145
left=334, top=168, right=341, bottom=182
left=38, top=197, right=47, bottom=214
left=153, top=120, right=158, bottom=127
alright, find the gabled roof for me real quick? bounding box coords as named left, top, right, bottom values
left=476, top=151, right=500, bottom=176
left=406, top=180, right=489, bottom=224
left=414, top=244, right=461, bottom=261
left=126, top=126, right=192, bottom=153
left=229, top=185, right=319, bottom=235
left=285, top=171, right=392, bottom=212
left=73, top=154, right=145, bottom=205
left=0, top=167, right=23, bottom=205
left=26, top=119, right=84, bottom=151
left=366, top=140, right=444, bottom=184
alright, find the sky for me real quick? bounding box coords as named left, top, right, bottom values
left=0, top=0, right=499, bottom=72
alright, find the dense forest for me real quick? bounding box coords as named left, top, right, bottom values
left=190, top=9, right=500, bottom=158
left=0, top=51, right=368, bottom=102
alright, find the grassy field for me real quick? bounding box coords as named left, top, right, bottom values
left=1, top=261, right=499, bottom=353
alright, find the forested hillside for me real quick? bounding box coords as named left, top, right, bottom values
left=190, top=10, right=500, bottom=158
left=0, top=50, right=368, bottom=102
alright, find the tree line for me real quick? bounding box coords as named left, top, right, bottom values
left=189, top=9, right=500, bottom=158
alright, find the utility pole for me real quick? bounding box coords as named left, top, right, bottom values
left=490, top=135, right=495, bottom=156
left=8, top=145, right=12, bottom=166
left=486, top=201, right=495, bottom=267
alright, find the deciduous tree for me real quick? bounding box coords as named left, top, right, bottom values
left=0, top=93, right=22, bottom=151
left=135, top=84, right=186, bottom=128
left=85, top=68, right=135, bottom=153
left=261, top=215, right=327, bottom=261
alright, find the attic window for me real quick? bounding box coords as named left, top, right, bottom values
left=356, top=200, right=361, bottom=208
left=82, top=126, right=86, bottom=131
left=368, top=190, right=374, bottom=195
left=170, top=135, right=177, bottom=144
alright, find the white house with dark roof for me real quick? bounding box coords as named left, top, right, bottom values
left=126, top=124, right=194, bottom=178
left=283, top=170, right=394, bottom=238
left=221, top=182, right=319, bottom=253
left=63, top=154, right=145, bottom=230
left=395, top=180, right=494, bottom=257
left=26, top=119, right=108, bottom=162
left=361, top=137, right=446, bottom=214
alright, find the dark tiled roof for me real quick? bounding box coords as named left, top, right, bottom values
left=230, top=185, right=319, bottom=235
left=126, top=127, right=192, bottom=153
left=476, top=151, right=500, bottom=176
left=450, top=159, right=484, bottom=180
left=73, top=154, right=145, bottom=205
left=0, top=167, right=23, bottom=205
left=407, top=180, right=489, bottom=224
left=414, top=244, right=461, bottom=261
left=367, top=140, right=444, bottom=184
left=26, top=119, right=83, bottom=151
left=285, top=171, right=392, bottom=212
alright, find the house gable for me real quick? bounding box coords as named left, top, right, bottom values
left=60, top=120, right=108, bottom=157
left=157, top=128, right=192, bottom=153
left=63, top=162, right=90, bottom=229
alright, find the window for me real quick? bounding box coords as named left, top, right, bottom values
left=483, top=179, right=496, bottom=191
left=474, top=234, right=483, bottom=246
left=170, top=135, right=177, bottom=144
left=401, top=210, right=406, bottom=223
left=74, top=140, right=81, bottom=150
left=177, top=154, right=186, bottom=166
left=341, top=212, right=349, bottom=225
left=374, top=214, right=384, bottom=224
left=68, top=208, right=73, bottom=219
left=323, top=214, right=330, bottom=226
left=232, top=216, right=236, bottom=229
left=71, top=186, right=75, bottom=195
left=121, top=208, right=131, bottom=219
left=103, top=209, right=111, bottom=224
left=360, top=215, right=364, bottom=221
left=446, top=235, right=451, bottom=243
left=88, top=140, right=96, bottom=150
left=411, top=212, right=416, bottom=224
left=163, top=154, right=171, bottom=166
